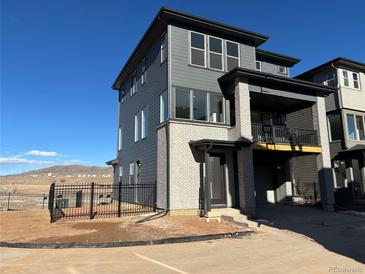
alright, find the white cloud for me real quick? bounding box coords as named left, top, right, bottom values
left=25, top=150, right=58, bottom=157
left=0, top=157, right=54, bottom=166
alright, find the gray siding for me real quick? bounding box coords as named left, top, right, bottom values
left=312, top=69, right=339, bottom=112
left=286, top=107, right=314, bottom=130
left=170, top=25, right=255, bottom=94
left=329, top=141, right=345, bottom=160
left=117, top=35, right=168, bottom=184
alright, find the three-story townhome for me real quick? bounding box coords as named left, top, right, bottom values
left=107, top=8, right=337, bottom=217
left=296, top=58, right=365, bottom=202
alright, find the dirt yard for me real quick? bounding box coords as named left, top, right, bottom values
left=0, top=211, right=249, bottom=244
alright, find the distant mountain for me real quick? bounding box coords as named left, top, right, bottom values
left=1, top=165, right=113, bottom=178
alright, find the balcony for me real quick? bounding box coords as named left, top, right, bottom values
left=252, top=124, right=319, bottom=147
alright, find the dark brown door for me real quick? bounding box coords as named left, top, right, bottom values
left=209, top=154, right=226, bottom=207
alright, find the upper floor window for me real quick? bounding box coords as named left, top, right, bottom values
left=342, top=70, right=349, bottom=87
left=278, top=66, right=288, bottom=75
left=141, top=106, right=148, bottom=139
left=190, top=32, right=206, bottom=67
left=130, top=71, right=137, bottom=96
left=352, top=72, right=360, bottom=89
left=141, top=58, right=146, bottom=85
left=119, top=166, right=123, bottom=179
left=255, top=61, right=262, bottom=71
left=174, top=87, right=225, bottom=123
left=208, top=36, right=223, bottom=71
left=120, top=89, right=126, bottom=103
left=161, top=32, right=167, bottom=63
left=327, top=113, right=342, bottom=141
left=226, top=41, right=239, bottom=71
left=324, top=71, right=336, bottom=87
left=347, top=114, right=365, bottom=141
left=160, top=91, right=168, bottom=123
left=118, top=127, right=123, bottom=150
left=134, top=112, right=141, bottom=142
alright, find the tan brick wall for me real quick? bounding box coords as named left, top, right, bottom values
left=168, top=121, right=229, bottom=210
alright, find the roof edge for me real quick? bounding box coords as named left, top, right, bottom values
left=256, top=49, right=300, bottom=67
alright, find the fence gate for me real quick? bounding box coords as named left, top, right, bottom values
left=48, top=182, right=156, bottom=223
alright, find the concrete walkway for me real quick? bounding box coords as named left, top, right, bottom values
left=256, top=204, right=365, bottom=264
left=1, top=227, right=363, bottom=274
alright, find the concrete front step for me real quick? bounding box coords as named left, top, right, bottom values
left=206, top=208, right=260, bottom=228
left=206, top=208, right=241, bottom=218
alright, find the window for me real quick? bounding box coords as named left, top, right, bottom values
left=161, top=32, right=167, bottom=63
left=327, top=114, right=342, bottom=141
left=141, top=58, right=146, bottom=85
left=119, top=166, right=123, bottom=179
left=226, top=41, right=239, bottom=71
left=121, top=89, right=126, bottom=103
left=190, top=32, right=206, bottom=67
left=134, top=112, right=141, bottom=142
left=129, top=162, right=135, bottom=184
left=356, top=115, right=365, bottom=140
left=347, top=114, right=356, bottom=140
left=193, top=90, right=207, bottom=121
left=160, top=91, right=168, bottom=123
left=353, top=72, right=360, bottom=89
left=141, top=106, right=148, bottom=139
left=208, top=36, right=223, bottom=70
left=324, top=71, right=336, bottom=87
left=130, top=72, right=137, bottom=96
left=278, top=66, right=288, bottom=75
left=118, top=127, right=122, bottom=150
left=255, top=61, right=262, bottom=71
left=343, top=70, right=349, bottom=87
left=210, top=94, right=224, bottom=123
left=175, top=88, right=191, bottom=119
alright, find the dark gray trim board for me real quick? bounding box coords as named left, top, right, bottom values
left=218, top=67, right=336, bottom=98
left=256, top=49, right=300, bottom=67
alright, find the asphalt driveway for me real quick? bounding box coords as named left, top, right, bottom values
left=255, top=204, right=365, bottom=263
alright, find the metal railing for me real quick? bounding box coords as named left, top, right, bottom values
left=252, top=124, right=318, bottom=146
left=48, top=182, right=156, bottom=223
left=0, top=192, right=47, bottom=211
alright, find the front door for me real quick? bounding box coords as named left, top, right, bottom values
left=208, top=154, right=226, bottom=207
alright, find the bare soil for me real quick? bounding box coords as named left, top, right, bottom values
left=0, top=211, right=249, bottom=244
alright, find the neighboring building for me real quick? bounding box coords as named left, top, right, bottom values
left=296, top=58, right=365, bottom=201
left=107, top=8, right=337, bottom=216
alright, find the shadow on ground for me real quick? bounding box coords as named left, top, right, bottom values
left=255, top=204, right=365, bottom=264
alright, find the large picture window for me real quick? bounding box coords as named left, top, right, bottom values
left=356, top=115, right=365, bottom=140
left=210, top=94, right=224, bottom=123
left=175, top=88, right=191, bottom=119
left=347, top=114, right=356, bottom=140
left=190, top=32, right=206, bottom=67
left=193, top=90, right=207, bottom=121
left=226, top=41, right=239, bottom=71
left=208, top=36, right=223, bottom=70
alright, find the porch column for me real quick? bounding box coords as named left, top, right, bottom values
left=359, top=156, right=365, bottom=196
left=237, top=147, right=256, bottom=216
left=313, top=97, right=335, bottom=211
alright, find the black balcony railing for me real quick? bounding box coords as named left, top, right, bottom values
left=252, top=124, right=319, bottom=146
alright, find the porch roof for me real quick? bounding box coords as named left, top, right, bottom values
left=218, top=67, right=337, bottom=98
left=189, top=138, right=252, bottom=151
left=335, top=145, right=365, bottom=160
left=106, top=159, right=119, bottom=166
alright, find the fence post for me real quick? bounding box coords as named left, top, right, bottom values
left=48, top=183, right=55, bottom=223
left=7, top=192, right=11, bottom=211
left=90, top=182, right=95, bottom=219
left=313, top=182, right=318, bottom=203
left=118, top=181, right=122, bottom=217
left=42, top=194, right=46, bottom=210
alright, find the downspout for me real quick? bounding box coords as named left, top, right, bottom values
left=203, top=141, right=213, bottom=216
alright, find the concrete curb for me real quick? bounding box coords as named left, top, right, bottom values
left=0, top=231, right=253, bottom=249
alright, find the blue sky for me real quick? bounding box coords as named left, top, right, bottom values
left=1, top=0, right=364, bottom=175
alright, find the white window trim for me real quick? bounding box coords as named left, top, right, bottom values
left=255, top=61, right=262, bottom=71
left=160, top=91, right=168, bottom=123
left=141, top=106, right=148, bottom=140
left=278, top=66, right=288, bottom=75
left=160, top=32, right=167, bottom=63
left=119, top=166, right=123, bottom=178
left=189, top=31, right=206, bottom=68
left=324, top=71, right=335, bottom=86
left=352, top=72, right=360, bottom=90
left=121, top=89, right=126, bottom=103
left=225, top=40, right=240, bottom=72
left=346, top=113, right=365, bottom=141
left=342, top=69, right=350, bottom=87
left=130, top=71, right=137, bottom=96
left=134, top=112, right=141, bottom=142
left=118, top=127, right=122, bottom=151
left=207, top=35, right=224, bottom=71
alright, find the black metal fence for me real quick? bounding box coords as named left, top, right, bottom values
left=48, top=182, right=156, bottom=223
left=252, top=124, right=319, bottom=146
